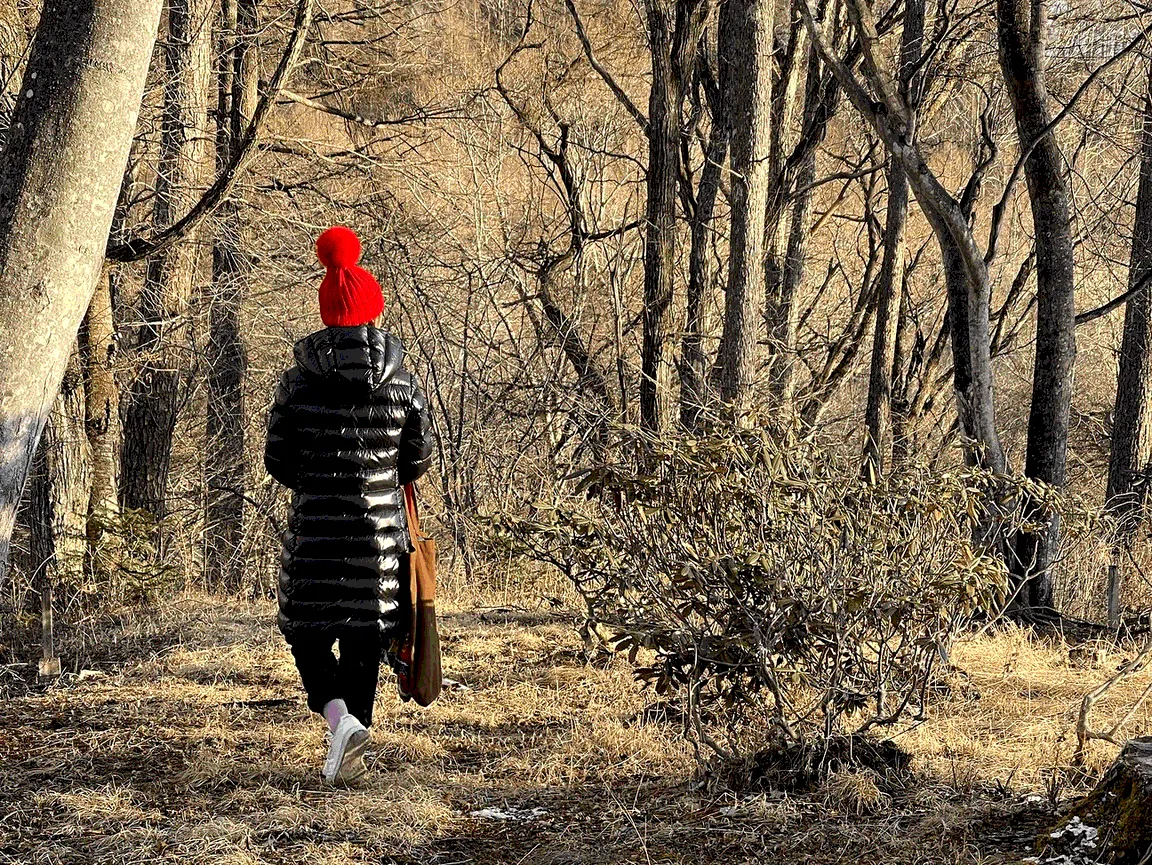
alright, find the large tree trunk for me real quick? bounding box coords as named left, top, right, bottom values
left=1106, top=65, right=1152, bottom=546
left=120, top=0, right=213, bottom=519
left=712, top=0, right=775, bottom=410
left=205, top=0, right=254, bottom=592
left=997, top=0, right=1076, bottom=611
left=29, top=346, right=92, bottom=675
left=862, top=0, right=923, bottom=479
left=0, top=0, right=164, bottom=584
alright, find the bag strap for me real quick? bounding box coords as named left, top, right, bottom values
left=404, top=482, right=423, bottom=539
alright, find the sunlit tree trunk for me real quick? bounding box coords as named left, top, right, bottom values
left=0, top=0, right=163, bottom=585
left=713, top=0, right=776, bottom=411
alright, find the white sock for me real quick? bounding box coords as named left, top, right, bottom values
left=322, top=698, right=349, bottom=733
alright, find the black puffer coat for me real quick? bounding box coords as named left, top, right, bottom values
left=264, top=326, right=434, bottom=642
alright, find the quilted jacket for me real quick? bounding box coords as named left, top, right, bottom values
left=264, top=326, right=434, bottom=642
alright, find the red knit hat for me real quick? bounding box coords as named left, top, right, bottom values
left=316, top=226, right=384, bottom=327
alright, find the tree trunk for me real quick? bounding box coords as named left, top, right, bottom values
left=862, top=0, right=922, bottom=479
left=120, top=0, right=213, bottom=519
left=205, top=0, right=254, bottom=592
left=79, top=270, right=120, bottom=569
left=641, top=1, right=676, bottom=432
left=29, top=345, right=92, bottom=675
left=0, top=0, right=164, bottom=585
left=680, top=91, right=727, bottom=429
left=640, top=0, right=708, bottom=432
left=769, top=44, right=821, bottom=410
left=997, top=0, right=1076, bottom=611
left=712, top=0, right=775, bottom=410
left=1106, top=64, right=1152, bottom=545
left=1054, top=737, right=1152, bottom=864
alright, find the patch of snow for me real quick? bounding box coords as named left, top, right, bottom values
left=470, top=806, right=548, bottom=822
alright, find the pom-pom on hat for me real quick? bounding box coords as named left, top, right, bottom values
left=316, top=226, right=384, bottom=327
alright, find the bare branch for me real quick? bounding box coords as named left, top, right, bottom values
left=106, top=0, right=315, bottom=263
left=564, top=0, right=649, bottom=133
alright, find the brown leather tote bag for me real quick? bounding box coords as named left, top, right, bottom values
left=397, top=483, right=442, bottom=707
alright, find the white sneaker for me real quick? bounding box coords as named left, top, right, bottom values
left=322, top=714, right=370, bottom=785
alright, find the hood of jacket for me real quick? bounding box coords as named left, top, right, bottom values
left=293, top=326, right=405, bottom=395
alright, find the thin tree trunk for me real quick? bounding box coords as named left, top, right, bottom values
left=641, top=0, right=708, bottom=431
left=0, top=0, right=163, bottom=585
left=862, top=0, right=923, bottom=478
left=1106, top=64, right=1152, bottom=546
left=712, top=0, right=775, bottom=410
left=997, top=0, right=1076, bottom=611
left=29, top=346, right=92, bottom=675
left=764, top=21, right=807, bottom=410
left=79, top=270, right=120, bottom=568
left=206, top=0, right=253, bottom=592
left=771, top=46, right=823, bottom=409
left=680, top=101, right=727, bottom=429
left=120, top=0, right=213, bottom=519
left=641, top=1, right=678, bottom=433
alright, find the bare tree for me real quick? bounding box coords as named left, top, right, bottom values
left=712, top=0, right=776, bottom=411
left=862, top=0, right=923, bottom=479
left=206, top=0, right=257, bottom=592
left=120, top=0, right=214, bottom=520
left=640, top=0, right=710, bottom=430
left=29, top=346, right=91, bottom=675
left=1106, top=61, right=1152, bottom=550
left=680, top=46, right=727, bottom=429
left=801, top=0, right=1007, bottom=473
left=997, top=0, right=1077, bottom=611
left=0, top=0, right=164, bottom=583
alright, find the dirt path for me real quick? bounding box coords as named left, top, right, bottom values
left=1, top=598, right=1056, bottom=864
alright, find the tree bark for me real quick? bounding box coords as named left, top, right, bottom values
left=29, top=346, right=92, bottom=649
left=120, top=0, right=213, bottom=519
left=712, top=0, right=775, bottom=411
left=680, top=67, right=727, bottom=429
left=768, top=43, right=820, bottom=410
left=0, top=0, right=164, bottom=584
left=862, top=0, right=922, bottom=479
left=997, top=0, right=1076, bottom=611
left=640, top=0, right=708, bottom=432
left=205, top=0, right=254, bottom=592
left=79, top=270, right=120, bottom=565
left=1106, top=64, right=1152, bottom=545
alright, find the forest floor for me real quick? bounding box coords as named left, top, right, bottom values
left=2, top=589, right=1149, bottom=865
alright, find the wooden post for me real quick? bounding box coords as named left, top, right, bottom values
left=1108, top=563, right=1122, bottom=631
left=38, top=578, right=60, bottom=678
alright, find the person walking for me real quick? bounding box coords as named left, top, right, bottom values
left=264, top=226, right=434, bottom=785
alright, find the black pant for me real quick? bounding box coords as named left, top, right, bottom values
left=289, top=629, right=382, bottom=728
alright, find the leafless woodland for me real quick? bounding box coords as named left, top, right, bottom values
left=5, top=0, right=1152, bottom=860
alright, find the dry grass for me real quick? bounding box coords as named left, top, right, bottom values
left=3, top=589, right=1151, bottom=864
